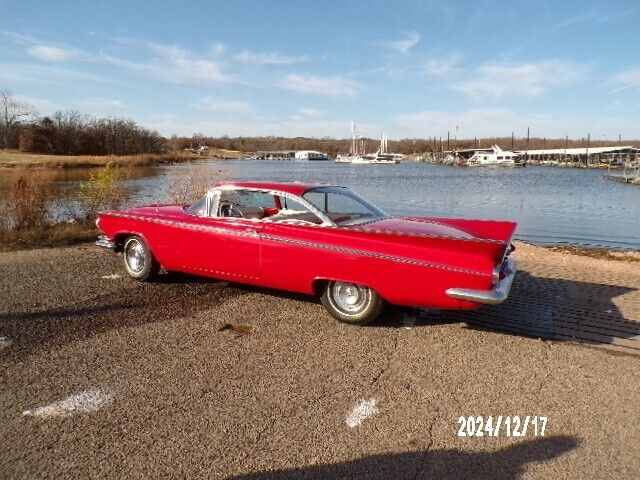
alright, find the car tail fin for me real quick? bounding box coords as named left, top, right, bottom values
left=424, top=218, right=517, bottom=244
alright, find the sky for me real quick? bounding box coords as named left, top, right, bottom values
left=1, top=0, right=639, bottom=140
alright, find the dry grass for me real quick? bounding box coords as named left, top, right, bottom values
left=166, top=164, right=229, bottom=204
left=0, top=171, right=55, bottom=231
left=545, top=244, right=640, bottom=262
left=0, top=163, right=129, bottom=251
left=0, top=150, right=200, bottom=168
left=0, top=221, right=98, bottom=251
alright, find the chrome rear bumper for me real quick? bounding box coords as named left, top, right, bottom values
left=96, top=235, right=117, bottom=251
left=446, top=259, right=517, bottom=305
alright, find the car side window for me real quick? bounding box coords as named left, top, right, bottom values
left=266, top=196, right=323, bottom=225
left=217, top=190, right=277, bottom=220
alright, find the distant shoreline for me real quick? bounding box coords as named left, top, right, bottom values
left=0, top=149, right=249, bottom=169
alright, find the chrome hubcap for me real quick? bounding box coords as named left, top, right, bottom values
left=125, top=239, right=146, bottom=273
left=331, top=282, right=368, bottom=314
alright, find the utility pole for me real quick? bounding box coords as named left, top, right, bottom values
left=447, top=131, right=450, bottom=150
left=511, top=131, right=514, bottom=150
left=455, top=125, right=459, bottom=152
left=525, top=127, right=530, bottom=165
left=586, top=133, right=590, bottom=167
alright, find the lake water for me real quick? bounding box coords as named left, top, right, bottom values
left=3, top=160, right=640, bottom=249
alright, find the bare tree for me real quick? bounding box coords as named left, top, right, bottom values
left=0, top=89, right=37, bottom=149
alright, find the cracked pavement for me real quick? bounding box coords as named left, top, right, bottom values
left=1, top=243, right=639, bottom=478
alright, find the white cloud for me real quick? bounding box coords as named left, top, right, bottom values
left=424, top=55, right=459, bottom=76
left=0, top=62, right=106, bottom=85
left=233, top=50, right=308, bottom=65
left=212, top=42, right=226, bottom=55
left=554, top=9, right=636, bottom=29
left=191, top=97, right=253, bottom=114
left=278, top=74, right=362, bottom=98
left=2, top=32, right=85, bottom=62
left=612, top=67, right=640, bottom=91
left=27, top=44, right=81, bottom=62
left=150, top=43, right=229, bottom=82
left=297, top=108, right=325, bottom=118
left=385, top=32, right=420, bottom=53
left=102, top=42, right=230, bottom=84
left=452, top=60, right=589, bottom=100
left=76, top=98, right=124, bottom=109
left=14, top=94, right=53, bottom=111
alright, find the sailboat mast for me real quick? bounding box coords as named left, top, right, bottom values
left=351, top=121, right=355, bottom=155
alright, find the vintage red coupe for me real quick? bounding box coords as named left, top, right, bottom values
left=96, top=181, right=517, bottom=324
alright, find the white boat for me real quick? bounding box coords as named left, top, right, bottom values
left=468, top=145, right=523, bottom=167
left=336, top=126, right=400, bottom=164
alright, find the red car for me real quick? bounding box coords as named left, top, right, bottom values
left=96, top=181, right=517, bottom=325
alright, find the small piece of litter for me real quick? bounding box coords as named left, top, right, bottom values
left=0, top=336, right=12, bottom=350
left=101, top=274, right=121, bottom=280
left=345, top=398, right=379, bottom=428
left=22, top=387, right=113, bottom=418
left=218, top=323, right=256, bottom=335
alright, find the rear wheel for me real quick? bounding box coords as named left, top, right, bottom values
left=321, top=281, right=385, bottom=325
left=122, top=236, right=160, bottom=281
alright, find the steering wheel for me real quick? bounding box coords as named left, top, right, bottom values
left=219, top=201, right=244, bottom=218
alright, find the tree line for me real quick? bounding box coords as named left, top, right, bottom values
left=19, top=113, right=166, bottom=155
left=1, top=90, right=165, bottom=155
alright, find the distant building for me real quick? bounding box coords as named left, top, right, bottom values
left=294, top=150, right=329, bottom=161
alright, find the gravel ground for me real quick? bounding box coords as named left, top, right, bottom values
left=1, top=242, right=639, bottom=479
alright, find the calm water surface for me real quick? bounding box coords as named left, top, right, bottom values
left=4, top=160, right=639, bottom=249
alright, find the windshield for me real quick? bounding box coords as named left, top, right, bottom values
left=185, top=195, right=208, bottom=216
left=302, top=186, right=387, bottom=226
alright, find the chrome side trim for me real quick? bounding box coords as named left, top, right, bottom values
left=446, top=259, right=517, bottom=305
left=258, top=233, right=490, bottom=277
left=96, top=235, right=117, bottom=251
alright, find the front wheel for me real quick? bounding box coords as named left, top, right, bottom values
left=321, top=281, right=385, bottom=325
left=122, top=236, right=160, bottom=281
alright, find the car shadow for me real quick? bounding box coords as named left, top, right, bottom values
left=0, top=272, right=245, bottom=357
left=396, top=271, right=640, bottom=356
left=229, top=435, right=579, bottom=480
